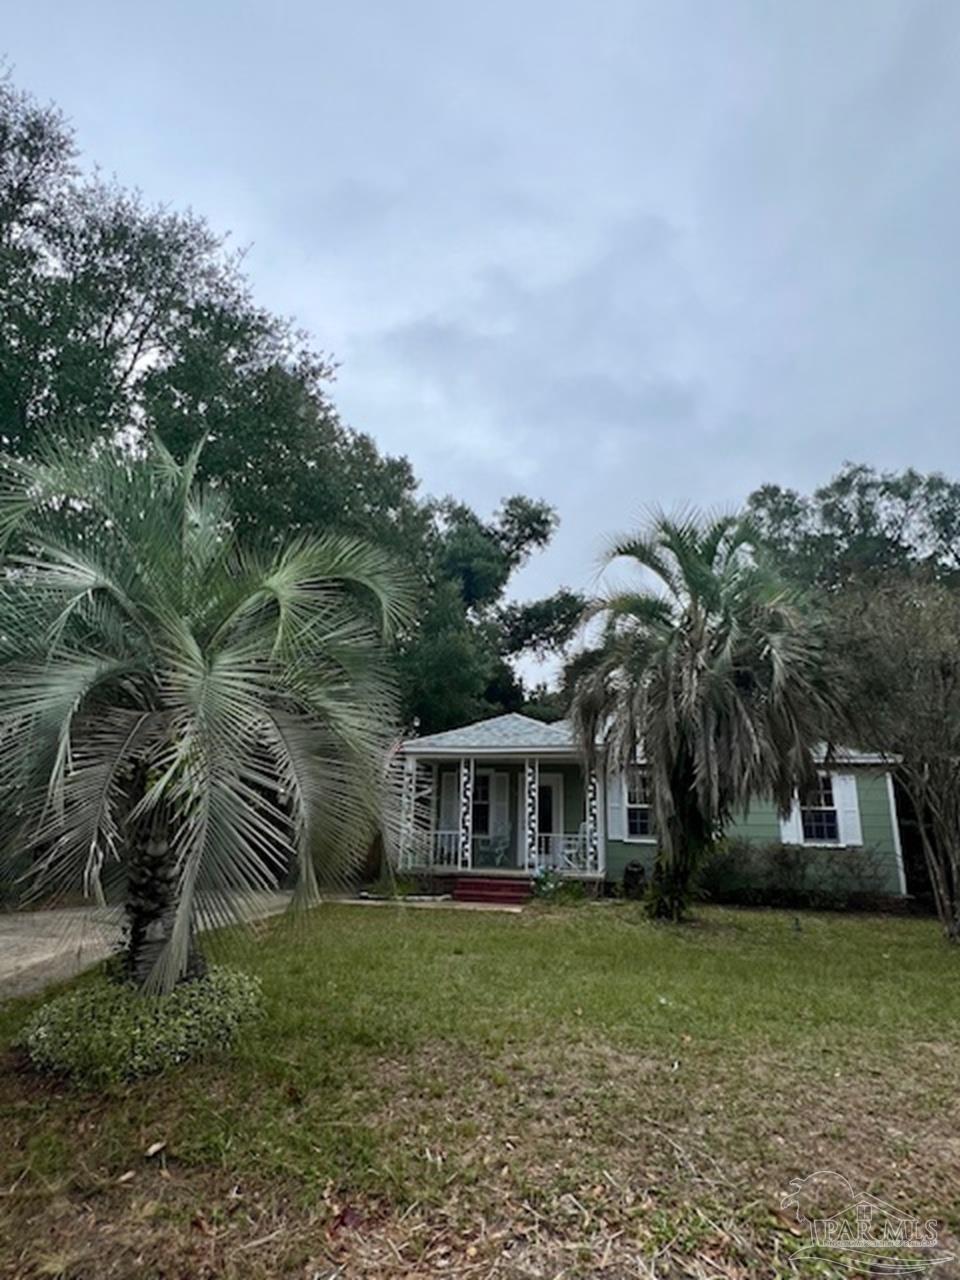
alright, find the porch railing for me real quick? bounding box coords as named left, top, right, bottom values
left=400, top=829, right=598, bottom=874
left=535, top=832, right=597, bottom=874
left=429, top=832, right=513, bottom=868
left=431, top=830, right=459, bottom=867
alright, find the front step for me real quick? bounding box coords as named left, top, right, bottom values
left=453, top=875, right=533, bottom=905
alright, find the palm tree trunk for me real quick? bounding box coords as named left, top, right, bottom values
left=647, top=769, right=713, bottom=922
left=648, top=832, right=707, bottom=921
left=123, top=812, right=206, bottom=986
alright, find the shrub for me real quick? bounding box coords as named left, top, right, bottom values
left=532, top=869, right=588, bottom=904
left=695, top=839, right=892, bottom=910
left=18, top=966, right=262, bottom=1086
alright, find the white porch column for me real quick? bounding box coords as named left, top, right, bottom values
left=524, top=756, right=539, bottom=871
left=399, top=755, right=416, bottom=869
left=586, top=767, right=600, bottom=873
left=458, top=756, right=474, bottom=869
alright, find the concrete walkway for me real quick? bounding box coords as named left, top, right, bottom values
left=340, top=895, right=523, bottom=914
left=0, top=892, right=291, bottom=1002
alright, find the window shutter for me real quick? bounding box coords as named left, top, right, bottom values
left=492, top=772, right=510, bottom=836
left=834, top=773, right=863, bottom=847
left=779, top=796, right=804, bottom=845
left=607, top=769, right=626, bottom=840
left=439, top=771, right=457, bottom=829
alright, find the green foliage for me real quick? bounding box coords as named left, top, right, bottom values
left=397, top=580, right=503, bottom=731
left=748, top=462, right=960, bottom=590
left=531, top=868, right=587, bottom=903
left=696, top=839, right=890, bottom=910
left=398, top=495, right=561, bottom=732
left=498, top=589, right=586, bottom=657
left=0, top=77, right=571, bottom=736
left=18, top=966, right=261, bottom=1086
left=828, top=582, right=960, bottom=938
left=0, top=432, right=411, bottom=989
left=573, top=512, right=837, bottom=922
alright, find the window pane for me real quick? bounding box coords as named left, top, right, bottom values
left=627, top=807, right=651, bottom=837
left=801, top=807, right=838, bottom=841
left=627, top=767, right=651, bottom=806
left=472, top=773, right=491, bottom=835
left=800, top=772, right=838, bottom=842
left=802, top=774, right=833, bottom=808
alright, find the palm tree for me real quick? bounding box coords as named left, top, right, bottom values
left=571, top=512, right=834, bottom=921
left=0, top=433, right=411, bottom=990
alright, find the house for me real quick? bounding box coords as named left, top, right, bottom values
left=396, top=713, right=906, bottom=900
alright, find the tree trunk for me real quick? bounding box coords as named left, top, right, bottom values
left=909, top=777, right=960, bottom=942
left=122, top=814, right=206, bottom=986
left=646, top=769, right=712, bottom=922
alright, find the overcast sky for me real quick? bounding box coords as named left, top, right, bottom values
left=6, top=1, right=960, bottom=628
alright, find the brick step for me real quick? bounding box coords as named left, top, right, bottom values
left=453, top=876, right=533, bottom=904
left=454, top=890, right=531, bottom=905
left=454, top=886, right=531, bottom=900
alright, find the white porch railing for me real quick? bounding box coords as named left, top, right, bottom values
left=431, top=830, right=460, bottom=867
left=535, top=832, right=598, bottom=875
left=430, top=832, right=513, bottom=867
left=398, top=830, right=599, bottom=875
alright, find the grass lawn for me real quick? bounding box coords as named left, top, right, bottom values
left=1, top=901, right=959, bottom=1278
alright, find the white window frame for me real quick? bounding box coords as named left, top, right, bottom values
left=623, top=765, right=656, bottom=843
left=800, top=773, right=840, bottom=845
left=780, top=771, right=863, bottom=848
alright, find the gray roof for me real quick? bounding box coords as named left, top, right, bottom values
left=403, top=713, right=577, bottom=755
left=402, top=714, right=891, bottom=766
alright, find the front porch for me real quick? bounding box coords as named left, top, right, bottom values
left=397, top=715, right=605, bottom=879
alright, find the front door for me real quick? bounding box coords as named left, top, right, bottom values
left=472, top=771, right=511, bottom=868
left=538, top=781, right=555, bottom=837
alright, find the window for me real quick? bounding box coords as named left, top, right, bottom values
left=472, top=772, right=490, bottom=836
left=626, top=766, right=654, bottom=838
left=800, top=773, right=839, bottom=842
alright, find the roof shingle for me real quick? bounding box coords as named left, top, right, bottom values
left=403, top=712, right=576, bottom=754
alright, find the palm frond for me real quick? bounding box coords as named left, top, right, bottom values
left=2, top=427, right=408, bottom=993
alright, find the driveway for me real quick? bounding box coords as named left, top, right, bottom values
left=0, top=892, right=291, bottom=1002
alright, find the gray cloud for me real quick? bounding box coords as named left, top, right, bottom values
left=7, top=0, right=960, bottom=648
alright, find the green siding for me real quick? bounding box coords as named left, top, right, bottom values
left=605, top=768, right=903, bottom=896
left=727, top=804, right=782, bottom=843
left=854, top=770, right=903, bottom=895
left=605, top=839, right=656, bottom=883
left=430, top=762, right=904, bottom=896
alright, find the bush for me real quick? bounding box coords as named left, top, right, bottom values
left=532, top=869, right=588, bottom=903
left=18, top=966, right=262, bottom=1086
left=695, top=839, right=892, bottom=910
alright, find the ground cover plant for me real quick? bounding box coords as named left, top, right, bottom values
left=1, top=902, right=957, bottom=1278
left=18, top=966, right=262, bottom=1086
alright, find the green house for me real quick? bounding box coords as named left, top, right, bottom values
left=397, top=713, right=906, bottom=897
